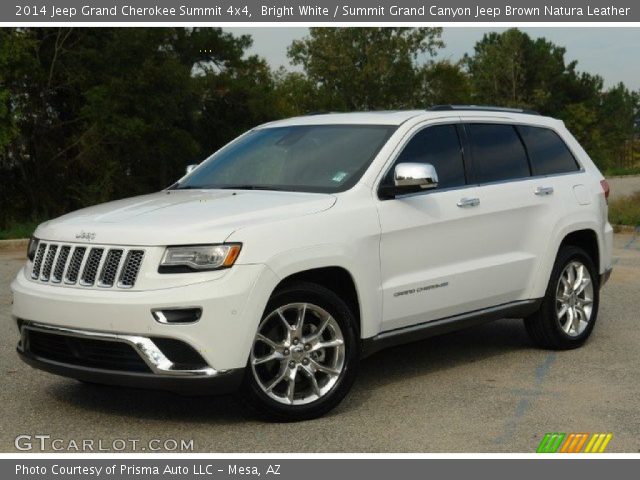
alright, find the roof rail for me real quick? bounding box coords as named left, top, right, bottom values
left=304, top=110, right=335, bottom=116
left=428, top=105, right=541, bottom=115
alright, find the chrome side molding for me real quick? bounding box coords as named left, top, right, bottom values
left=361, top=299, right=542, bottom=358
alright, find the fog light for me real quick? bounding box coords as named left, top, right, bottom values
left=152, top=308, right=202, bottom=324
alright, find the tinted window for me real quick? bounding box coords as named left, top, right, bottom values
left=518, top=126, right=579, bottom=175
left=468, top=124, right=530, bottom=183
left=385, top=124, right=465, bottom=188
left=178, top=125, right=395, bottom=193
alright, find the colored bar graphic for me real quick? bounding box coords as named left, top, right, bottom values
left=584, top=433, right=598, bottom=453
left=572, top=433, right=589, bottom=453
left=536, top=433, right=553, bottom=453
left=560, top=433, right=575, bottom=453
left=598, top=433, right=613, bottom=453
left=536, top=433, right=565, bottom=453
left=536, top=433, right=612, bottom=453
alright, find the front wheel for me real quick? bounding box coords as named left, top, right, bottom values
left=239, top=281, right=359, bottom=421
left=525, top=245, right=600, bottom=349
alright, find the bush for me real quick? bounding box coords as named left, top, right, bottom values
left=608, top=191, right=640, bottom=227
left=0, top=219, right=42, bottom=240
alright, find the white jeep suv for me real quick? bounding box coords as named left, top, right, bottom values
left=12, top=106, right=613, bottom=420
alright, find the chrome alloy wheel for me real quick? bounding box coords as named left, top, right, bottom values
left=250, top=303, right=346, bottom=405
left=556, top=260, right=594, bottom=337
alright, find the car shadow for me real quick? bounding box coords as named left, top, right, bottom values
left=360, top=317, right=531, bottom=384
left=47, top=318, right=533, bottom=423
left=342, top=318, right=533, bottom=410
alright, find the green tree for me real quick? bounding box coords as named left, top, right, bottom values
left=288, top=27, right=444, bottom=110
left=0, top=29, right=39, bottom=226
left=418, top=60, right=472, bottom=106
left=595, top=84, right=639, bottom=170
left=272, top=68, right=321, bottom=117
left=465, top=28, right=573, bottom=112
left=0, top=28, right=283, bottom=226
left=196, top=55, right=283, bottom=155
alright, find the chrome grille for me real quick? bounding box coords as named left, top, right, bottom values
left=51, top=246, right=71, bottom=283
left=31, top=243, right=47, bottom=279
left=40, top=244, right=58, bottom=281
left=80, top=248, right=104, bottom=286
left=118, top=250, right=144, bottom=288
left=30, top=243, right=144, bottom=289
left=98, top=249, right=123, bottom=287
left=65, top=247, right=86, bottom=284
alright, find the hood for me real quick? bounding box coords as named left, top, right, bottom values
left=35, top=189, right=336, bottom=246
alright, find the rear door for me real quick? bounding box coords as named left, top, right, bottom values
left=461, top=121, right=571, bottom=305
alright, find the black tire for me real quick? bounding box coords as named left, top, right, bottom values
left=238, top=281, right=359, bottom=421
left=524, top=245, right=600, bottom=350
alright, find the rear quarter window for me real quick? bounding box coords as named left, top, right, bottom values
left=518, top=126, right=580, bottom=176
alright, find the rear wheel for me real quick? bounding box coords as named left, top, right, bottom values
left=239, top=281, right=358, bottom=421
left=525, top=246, right=600, bottom=349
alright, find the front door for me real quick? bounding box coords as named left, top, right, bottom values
left=377, top=123, right=487, bottom=331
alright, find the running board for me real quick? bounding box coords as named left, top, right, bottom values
left=361, top=299, right=542, bottom=358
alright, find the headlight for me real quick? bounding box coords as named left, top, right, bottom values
left=159, top=244, right=242, bottom=272
left=27, top=237, right=40, bottom=261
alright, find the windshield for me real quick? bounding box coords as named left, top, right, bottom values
left=176, top=124, right=396, bottom=193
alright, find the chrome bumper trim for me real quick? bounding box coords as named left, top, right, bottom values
left=19, top=321, right=222, bottom=377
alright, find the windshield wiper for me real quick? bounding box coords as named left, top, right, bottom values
left=174, top=184, right=290, bottom=191
left=218, top=184, right=287, bottom=191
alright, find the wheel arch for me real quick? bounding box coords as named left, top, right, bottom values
left=559, top=229, right=600, bottom=274
left=271, top=266, right=362, bottom=337
left=531, top=225, right=603, bottom=298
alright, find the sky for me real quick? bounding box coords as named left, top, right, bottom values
left=224, top=27, right=640, bottom=91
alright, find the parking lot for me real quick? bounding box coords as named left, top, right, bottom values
left=1, top=232, right=638, bottom=453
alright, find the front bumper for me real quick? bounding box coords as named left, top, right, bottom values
left=16, top=321, right=244, bottom=395
left=11, top=263, right=279, bottom=388
left=18, top=349, right=244, bottom=396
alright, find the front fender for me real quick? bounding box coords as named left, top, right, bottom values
left=261, top=244, right=382, bottom=339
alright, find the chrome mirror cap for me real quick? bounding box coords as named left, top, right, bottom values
left=394, top=163, right=439, bottom=190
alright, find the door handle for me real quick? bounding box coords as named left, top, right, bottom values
left=457, top=197, right=480, bottom=208
left=535, top=186, right=554, bottom=196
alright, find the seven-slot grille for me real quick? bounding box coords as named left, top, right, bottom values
left=30, top=243, right=144, bottom=289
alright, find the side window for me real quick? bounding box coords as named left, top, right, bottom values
left=385, top=124, right=466, bottom=189
left=468, top=124, right=530, bottom=183
left=518, top=126, right=580, bottom=175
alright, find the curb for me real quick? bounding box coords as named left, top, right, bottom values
left=613, top=225, right=640, bottom=233
left=0, top=238, right=29, bottom=252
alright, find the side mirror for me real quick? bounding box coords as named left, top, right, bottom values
left=380, top=163, right=439, bottom=199
left=185, top=164, right=199, bottom=175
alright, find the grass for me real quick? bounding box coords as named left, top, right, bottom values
left=608, top=191, right=640, bottom=227
left=604, top=166, right=640, bottom=177
left=0, top=219, right=42, bottom=240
